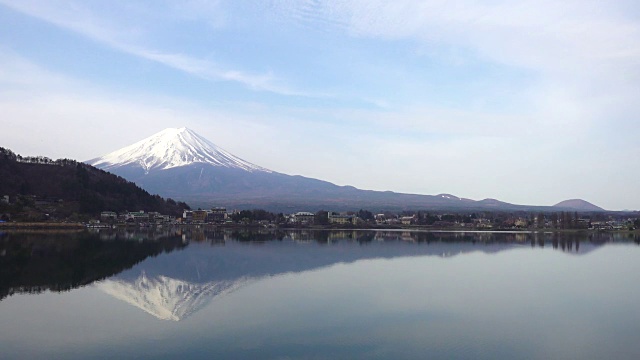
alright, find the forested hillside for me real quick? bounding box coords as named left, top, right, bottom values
left=0, top=147, right=189, bottom=219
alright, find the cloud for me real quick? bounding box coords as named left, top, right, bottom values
left=2, top=1, right=639, bottom=209
left=272, top=0, right=640, bottom=141
left=278, top=0, right=640, bottom=71
left=0, top=0, right=309, bottom=96
left=0, top=52, right=276, bottom=159
left=272, top=1, right=640, bottom=99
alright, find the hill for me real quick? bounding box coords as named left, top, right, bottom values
left=553, top=199, right=605, bottom=212
left=0, top=147, right=189, bottom=220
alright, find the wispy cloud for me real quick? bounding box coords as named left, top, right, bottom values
left=0, top=52, right=283, bottom=161
left=273, top=0, right=640, bottom=137
left=0, top=0, right=310, bottom=96
left=2, top=0, right=639, bottom=209
left=276, top=0, right=640, bottom=71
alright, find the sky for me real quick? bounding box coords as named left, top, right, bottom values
left=0, top=0, right=639, bottom=210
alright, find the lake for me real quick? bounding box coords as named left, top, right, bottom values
left=1, top=229, right=639, bottom=359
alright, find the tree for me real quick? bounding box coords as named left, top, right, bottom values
left=357, top=209, right=374, bottom=222
left=424, top=213, right=438, bottom=225
left=314, top=210, right=329, bottom=225
left=536, top=213, right=545, bottom=229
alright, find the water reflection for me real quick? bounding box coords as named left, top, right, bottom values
left=94, top=227, right=638, bottom=247
left=0, top=229, right=186, bottom=300
left=2, top=228, right=637, bottom=321
left=1, top=229, right=640, bottom=359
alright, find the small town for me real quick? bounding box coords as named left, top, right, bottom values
left=96, top=207, right=639, bottom=231
left=2, top=193, right=639, bottom=231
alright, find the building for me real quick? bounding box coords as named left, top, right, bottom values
left=100, top=211, right=117, bottom=221
left=328, top=212, right=356, bottom=225
left=126, top=211, right=149, bottom=222
left=514, top=218, right=528, bottom=228
left=156, top=215, right=174, bottom=223
left=208, top=207, right=227, bottom=223
left=1, top=195, right=9, bottom=204
left=192, top=210, right=208, bottom=223
left=293, top=212, right=315, bottom=224
left=400, top=216, right=415, bottom=225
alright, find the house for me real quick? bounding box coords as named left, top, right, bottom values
left=514, top=218, right=528, bottom=228
left=192, top=210, right=208, bottom=223
left=100, top=211, right=118, bottom=221
left=126, top=211, right=149, bottom=222
left=591, top=221, right=613, bottom=230
left=208, top=207, right=227, bottom=222
left=400, top=216, right=415, bottom=225
left=328, top=212, right=356, bottom=225
left=293, top=212, right=315, bottom=224
left=1, top=195, right=9, bottom=204
left=156, top=215, right=174, bottom=223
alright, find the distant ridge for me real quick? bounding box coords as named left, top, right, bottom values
left=88, top=127, right=608, bottom=212
left=553, top=199, right=605, bottom=212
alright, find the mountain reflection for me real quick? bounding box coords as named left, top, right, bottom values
left=1, top=229, right=638, bottom=320
left=0, top=229, right=186, bottom=300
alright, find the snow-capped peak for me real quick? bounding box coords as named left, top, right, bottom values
left=88, top=127, right=270, bottom=173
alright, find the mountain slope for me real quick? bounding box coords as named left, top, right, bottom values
left=89, top=127, right=269, bottom=173
left=0, top=147, right=189, bottom=217
left=87, top=128, right=605, bottom=212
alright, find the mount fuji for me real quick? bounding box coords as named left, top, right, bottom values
left=88, top=128, right=603, bottom=212
left=90, top=127, right=269, bottom=174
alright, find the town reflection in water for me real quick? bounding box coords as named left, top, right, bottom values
left=1, top=228, right=637, bottom=309
left=2, top=228, right=640, bottom=359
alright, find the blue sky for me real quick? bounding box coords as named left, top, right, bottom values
left=1, top=0, right=639, bottom=210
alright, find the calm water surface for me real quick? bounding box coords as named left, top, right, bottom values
left=1, top=229, right=639, bottom=359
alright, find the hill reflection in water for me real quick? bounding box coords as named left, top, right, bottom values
left=2, top=229, right=640, bottom=360
left=2, top=228, right=637, bottom=321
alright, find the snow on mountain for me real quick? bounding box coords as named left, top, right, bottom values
left=88, top=127, right=270, bottom=173
left=96, top=271, right=255, bottom=321
left=437, top=194, right=462, bottom=201
left=85, top=127, right=574, bottom=212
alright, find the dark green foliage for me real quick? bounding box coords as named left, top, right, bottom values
left=0, top=147, right=190, bottom=217
left=230, top=209, right=278, bottom=223
left=314, top=210, right=329, bottom=225
left=357, top=209, right=374, bottom=222
left=424, top=213, right=439, bottom=225
left=441, top=214, right=457, bottom=222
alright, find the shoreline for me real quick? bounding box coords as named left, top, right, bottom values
left=0, top=222, right=85, bottom=229
left=0, top=221, right=637, bottom=234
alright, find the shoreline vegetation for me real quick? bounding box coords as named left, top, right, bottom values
left=1, top=221, right=638, bottom=234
